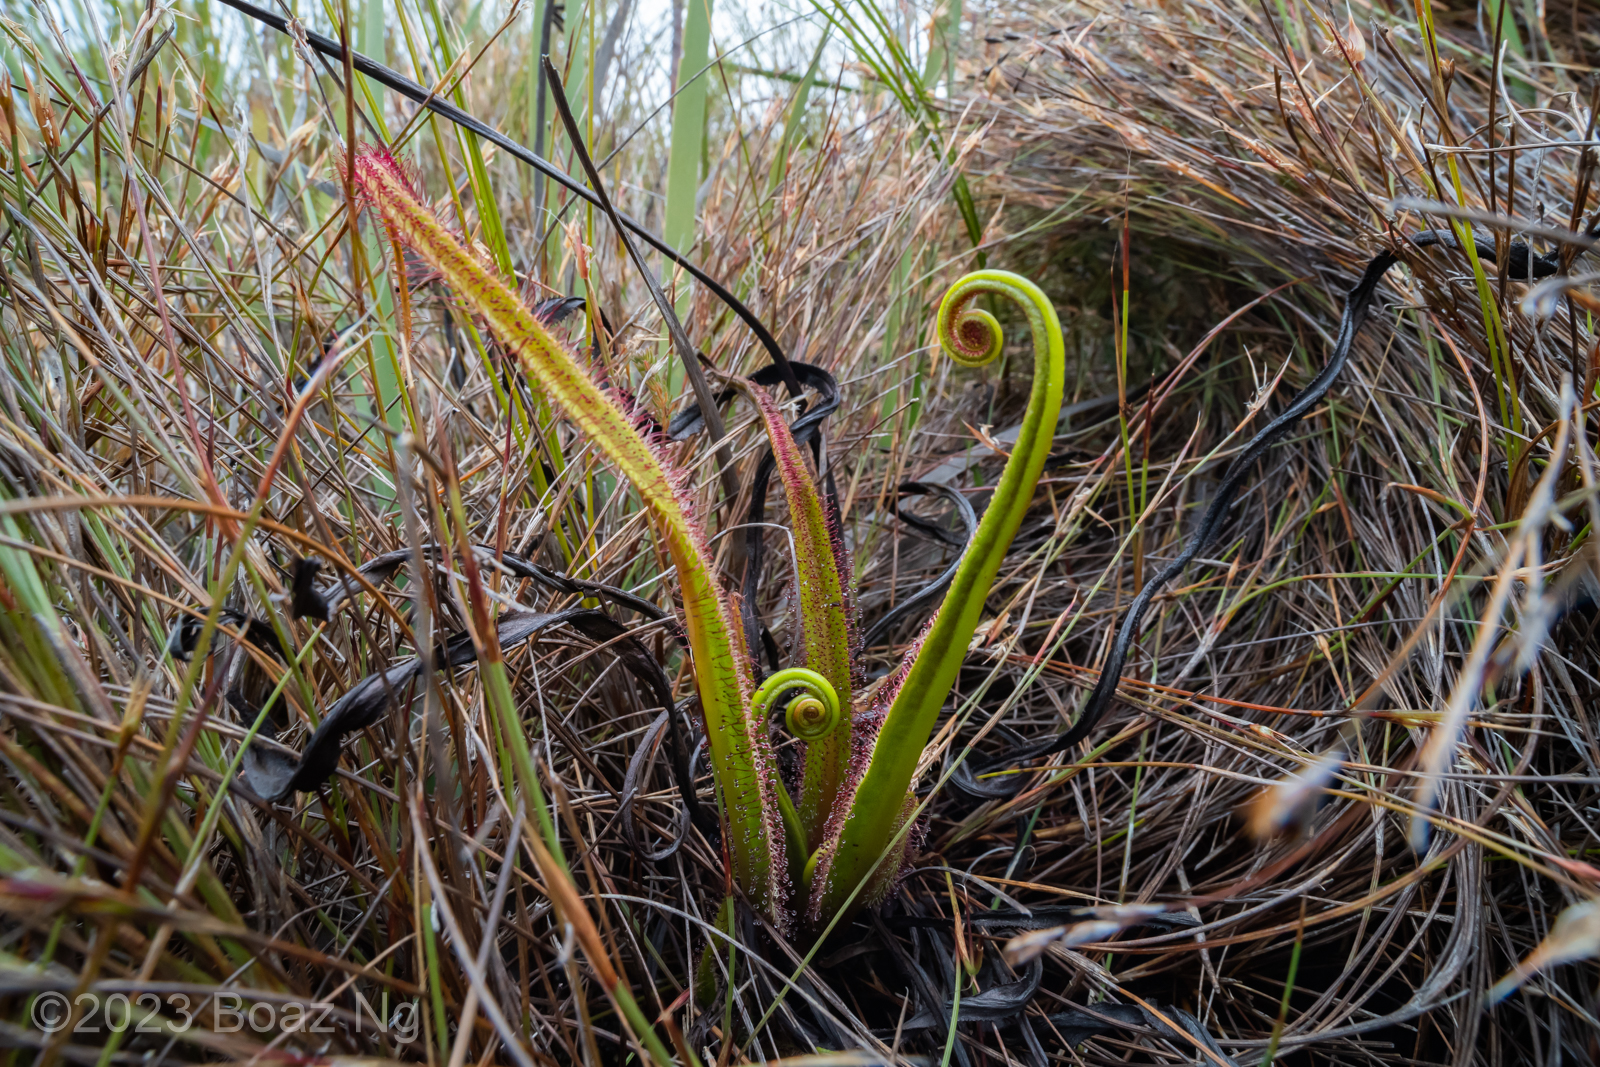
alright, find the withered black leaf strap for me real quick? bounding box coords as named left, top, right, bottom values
left=169, top=544, right=703, bottom=840
left=860, top=482, right=979, bottom=650
left=242, top=605, right=708, bottom=844
left=955, top=241, right=1465, bottom=800
left=288, top=558, right=330, bottom=622
left=316, top=542, right=675, bottom=632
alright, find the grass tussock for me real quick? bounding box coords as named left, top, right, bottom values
left=0, top=0, right=1595, bottom=1064
left=945, top=0, right=1600, bottom=1061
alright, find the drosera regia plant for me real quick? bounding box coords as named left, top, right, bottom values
left=352, top=145, right=1064, bottom=930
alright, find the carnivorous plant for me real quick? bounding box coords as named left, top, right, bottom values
left=353, top=148, right=1064, bottom=930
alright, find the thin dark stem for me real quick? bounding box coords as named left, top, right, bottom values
left=215, top=0, right=803, bottom=399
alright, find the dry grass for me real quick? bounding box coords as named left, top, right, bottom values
left=0, top=0, right=1596, bottom=1064
left=921, top=0, right=1600, bottom=1063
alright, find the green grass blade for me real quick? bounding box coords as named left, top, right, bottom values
left=765, top=29, right=829, bottom=197
left=662, top=0, right=714, bottom=388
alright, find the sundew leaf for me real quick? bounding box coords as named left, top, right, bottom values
left=743, top=383, right=853, bottom=851
left=351, top=148, right=784, bottom=915
left=812, top=270, right=1066, bottom=924
left=950, top=245, right=1420, bottom=805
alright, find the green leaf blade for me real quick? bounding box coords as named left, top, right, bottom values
left=353, top=148, right=785, bottom=916
left=813, top=270, right=1066, bottom=923
left=747, top=387, right=854, bottom=852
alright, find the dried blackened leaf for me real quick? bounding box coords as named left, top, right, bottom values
left=316, top=543, right=674, bottom=636
left=494, top=551, right=676, bottom=631
left=242, top=604, right=709, bottom=841
left=897, top=957, right=1044, bottom=1030
left=672, top=361, right=837, bottom=442
left=667, top=386, right=737, bottom=440
left=165, top=614, right=205, bottom=661
left=1141, top=1005, right=1238, bottom=1066
left=158, top=613, right=297, bottom=759
left=165, top=608, right=250, bottom=660
left=243, top=654, right=426, bottom=802
left=244, top=608, right=581, bottom=802
left=620, top=711, right=690, bottom=863
left=862, top=481, right=979, bottom=649
left=530, top=294, right=587, bottom=324
left=1407, top=226, right=1565, bottom=281
left=289, top=558, right=330, bottom=622
left=226, top=635, right=290, bottom=726
left=1037, top=1003, right=1145, bottom=1048
left=953, top=957, right=1043, bottom=1023
left=949, top=756, right=1027, bottom=801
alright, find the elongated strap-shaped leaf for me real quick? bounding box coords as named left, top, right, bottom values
left=743, top=386, right=854, bottom=850
left=674, top=361, right=850, bottom=672
left=243, top=608, right=577, bottom=800
left=738, top=364, right=850, bottom=670
left=812, top=271, right=1065, bottom=921
left=316, top=542, right=677, bottom=633
left=352, top=149, right=783, bottom=914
